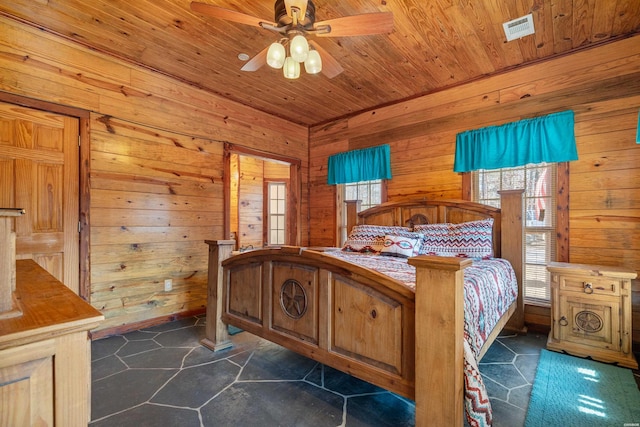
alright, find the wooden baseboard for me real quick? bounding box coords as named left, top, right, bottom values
left=89, top=308, right=206, bottom=340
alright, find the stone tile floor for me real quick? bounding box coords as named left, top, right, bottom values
left=89, top=316, right=633, bottom=427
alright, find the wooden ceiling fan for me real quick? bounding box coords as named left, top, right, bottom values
left=190, top=0, right=394, bottom=78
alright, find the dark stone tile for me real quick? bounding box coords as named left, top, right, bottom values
left=184, top=345, right=232, bottom=366
left=498, top=333, right=547, bottom=355
left=186, top=339, right=259, bottom=368
left=239, top=342, right=318, bottom=381
left=153, top=324, right=206, bottom=347
left=89, top=403, right=200, bottom=427
left=480, top=363, right=527, bottom=389
left=92, top=335, right=126, bottom=360
left=481, top=339, right=516, bottom=363
left=121, top=330, right=158, bottom=341
left=482, top=375, right=509, bottom=401
left=319, top=365, right=385, bottom=396
left=514, top=353, right=540, bottom=383
left=123, top=347, right=193, bottom=369
left=508, top=383, right=533, bottom=410
left=91, top=354, right=127, bottom=381
left=346, top=393, right=415, bottom=427
left=92, top=368, right=177, bottom=420
left=141, top=317, right=199, bottom=333
left=151, top=360, right=239, bottom=407
left=490, top=398, right=526, bottom=427
left=90, top=316, right=547, bottom=427
left=117, top=338, right=161, bottom=357
left=201, top=381, right=344, bottom=427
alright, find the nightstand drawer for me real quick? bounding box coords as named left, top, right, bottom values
left=556, top=274, right=620, bottom=296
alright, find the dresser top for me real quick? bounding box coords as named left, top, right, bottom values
left=547, top=261, right=637, bottom=279
left=0, top=260, right=103, bottom=348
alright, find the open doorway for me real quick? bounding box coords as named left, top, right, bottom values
left=225, top=144, right=300, bottom=249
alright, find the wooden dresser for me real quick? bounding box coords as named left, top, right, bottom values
left=547, top=261, right=638, bottom=369
left=0, top=260, right=104, bottom=426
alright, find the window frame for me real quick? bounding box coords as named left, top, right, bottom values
left=264, top=179, right=288, bottom=246
left=337, top=179, right=387, bottom=246
left=464, top=162, right=569, bottom=305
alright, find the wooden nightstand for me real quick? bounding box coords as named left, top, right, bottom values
left=546, top=261, right=638, bottom=369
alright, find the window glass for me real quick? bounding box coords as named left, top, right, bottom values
left=267, top=182, right=286, bottom=245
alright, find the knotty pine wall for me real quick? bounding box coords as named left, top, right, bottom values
left=309, top=36, right=640, bottom=345
left=0, top=17, right=309, bottom=334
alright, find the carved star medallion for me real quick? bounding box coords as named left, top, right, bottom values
left=575, top=310, right=603, bottom=333
left=280, top=279, right=307, bottom=319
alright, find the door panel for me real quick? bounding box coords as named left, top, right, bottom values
left=0, top=102, right=79, bottom=293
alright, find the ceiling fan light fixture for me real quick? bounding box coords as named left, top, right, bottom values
left=266, top=41, right=286, bottom=68
left=304, top=49, right=322, bottom=74
left=283, top=56, right=300, bottom=79
left=289, top=34, right=309, bottom=62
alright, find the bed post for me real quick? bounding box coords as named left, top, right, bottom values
left=409, top=256, right=472, bottom=427
left=202, top=239, right=235, bottom=351
left=345, top=200, right=361, bottom=237
left=498, top=189, right=525, bottom=332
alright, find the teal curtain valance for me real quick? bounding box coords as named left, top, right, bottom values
left=327, top=144, right=392, bottom=185
left=454, top=110, right=578, bottom=173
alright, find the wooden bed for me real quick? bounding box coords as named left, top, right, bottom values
left=203, top=190, right=524, bottom=426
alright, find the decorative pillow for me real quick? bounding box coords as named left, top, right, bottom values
left=342, top=225, right=413, bottom=253
left=380, top=234, right=422, bottom=258
left=415, top=218, right=494, bottom=259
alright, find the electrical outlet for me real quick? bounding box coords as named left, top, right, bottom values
left=164, top=279, right=172, bottom=292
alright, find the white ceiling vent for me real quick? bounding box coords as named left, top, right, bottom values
left=503, top=14, right=535, bottom=41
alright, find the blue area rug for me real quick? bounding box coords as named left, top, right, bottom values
left=525, top=350, right=640, bottom=426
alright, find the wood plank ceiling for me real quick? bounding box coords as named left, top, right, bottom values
left=1, top=0, right=639, bottom=126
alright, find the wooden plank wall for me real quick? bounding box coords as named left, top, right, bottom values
left=309, top=36, right=640, bottom=345
left=0, top=17, right=309, bottom=334
left=237, top=156, right=264, bottom=250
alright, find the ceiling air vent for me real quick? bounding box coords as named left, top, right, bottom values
left=503, top=14, right=535, bottom=41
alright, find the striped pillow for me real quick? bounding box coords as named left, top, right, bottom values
left=415, top=218, right=494, bottom=259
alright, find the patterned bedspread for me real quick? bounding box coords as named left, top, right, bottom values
left=325, top=251, right=517, bottom=356
left=325, top=251, right=518, bottom=426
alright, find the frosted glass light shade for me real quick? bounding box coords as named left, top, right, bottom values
left=283, top=57, right=300, bottom=79
left=266, top=42, right=286, bottom=69
left=289, top=35, right=309, bottom=62
left=304, top=50, right=322, bottom=74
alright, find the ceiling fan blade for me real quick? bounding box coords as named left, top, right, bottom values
left=190, top=2, right=275, bottom=28
left=240, top=46, right=269, bottom=72
left=314, top=12, right=393, bottom=37
left=284, top=0, right=308, bottom=22
left=308, top=40, right=343, bottom=78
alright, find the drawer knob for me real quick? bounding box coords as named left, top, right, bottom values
left=583, top=282, right=594, bottom=294
left=559, top=316, right=568, bottom=326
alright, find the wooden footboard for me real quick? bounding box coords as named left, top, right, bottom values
left=212, top=245, right=417, bottom=398
left=203, top=190, right=523, bottom=426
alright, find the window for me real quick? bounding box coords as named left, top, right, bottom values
left=338, top=179, right=383, bottom=245
left=267, top=182, right=286, bottom=245
left=473, top=163, right=556, bottom=303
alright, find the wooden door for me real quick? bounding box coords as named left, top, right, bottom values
left=0, top=102, right=79, bottom=293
